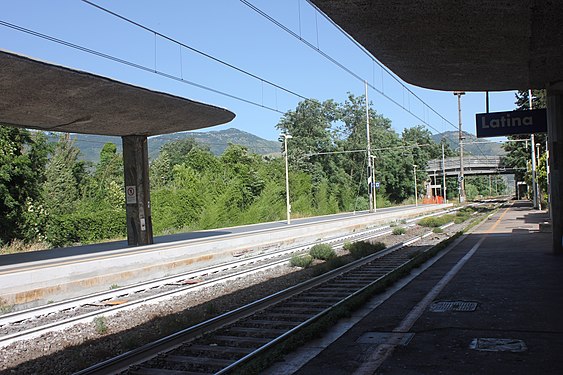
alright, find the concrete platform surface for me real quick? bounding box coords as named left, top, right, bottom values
left=276, top=201, right=563, bottom=375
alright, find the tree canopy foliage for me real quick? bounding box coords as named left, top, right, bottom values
left=0, top=127, right=49, bottom=245
left=502, top=90, right=547, bottom=202
left=3, top=94, right=500, bottom=250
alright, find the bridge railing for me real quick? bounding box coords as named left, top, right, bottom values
left=426, top=156, right=511, bottom=175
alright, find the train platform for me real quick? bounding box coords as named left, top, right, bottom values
left=269, top=201, right=563, bottom=374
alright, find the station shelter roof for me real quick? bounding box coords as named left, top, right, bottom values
left=0, top=49, right=235, bottom=136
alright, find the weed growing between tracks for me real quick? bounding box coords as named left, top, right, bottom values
left=392, top=227, right=407, bottom=235
left=290, top=254, right=314, bottom=268
left=309, top=244, right=336, bottom=261
left=93, top=316, right=108, bottom=335
left=344, top=241, right=386, bottom=259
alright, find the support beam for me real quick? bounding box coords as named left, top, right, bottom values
left=122, top=135, right=153, bottom=246
left=547, top=88, right=563, bottom=254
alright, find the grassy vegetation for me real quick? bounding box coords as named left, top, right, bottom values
left=343, top=241, right=386, bottom=259
left=289, top=254, right=313, bottom=268
left=454, top=207, right=475, bottom=223
left=418, top=206, right=477, bottom=228
left=392, top=227, right=406, bottom=235
left=93, top=316, right=108, bottom=334
left=417, top=214, right=455, bottom=228
left=309, top=244, right=336, bottom=260
left=0, top=240, right=49, bottom=255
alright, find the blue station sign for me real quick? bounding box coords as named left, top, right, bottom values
left=475, top=109, right=547, bottom=138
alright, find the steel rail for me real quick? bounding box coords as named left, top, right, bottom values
left=75, top=229, right=442, bottom=375
left=0, top=218, right=410, bottom=348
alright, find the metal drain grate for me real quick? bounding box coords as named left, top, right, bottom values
left=428, top=301, right=478, bottom=312
left=357, top=332, right=414, bottom=346
left=469, top=338, right=527, bottom=352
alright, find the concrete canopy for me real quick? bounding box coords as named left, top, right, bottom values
left=0, top=50, right=235, bottom=136
left=309, top=0, right=563, bottom=91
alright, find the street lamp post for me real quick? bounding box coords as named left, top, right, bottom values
left=529, top=89, right=539, bottom=209
left=365, top=81, right=374, bottom=212
left=413, top=164, right=418, bottom=207
left=370, top=155, right=377, bottom=212
left=442, top=142, right=447, bottom=203
left=454, top=91, right=466, bottom=203
left=280, top=133, right=292, bottom=224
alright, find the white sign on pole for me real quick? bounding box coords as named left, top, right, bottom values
left=126, top=186, right=137, bottom=204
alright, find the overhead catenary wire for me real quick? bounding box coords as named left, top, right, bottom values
left=80, top=0, right=309, bottom=103
left=85, top=0, right=457, bottom=144
left=4, top=3, right=486, bottom=161
left=0, top=19, right=301, bottom=116
left=239, top=0, right=458, bottom=136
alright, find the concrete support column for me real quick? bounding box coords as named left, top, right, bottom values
left=546, top=88, right=563, bottom=254
left=122, top=135, right=153, bottom=246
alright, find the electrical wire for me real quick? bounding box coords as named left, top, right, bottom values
left=0, top=20, right=293, bottom=115
left=239, top=0, right=457, bottom=135
left=80, top=0, right=309, bottom=103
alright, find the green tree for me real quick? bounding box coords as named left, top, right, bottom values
left=276, top=99, right=338, bottom=178
left=92, top=142, right=123, bottom=208
left=220, top=144, right=265, bottom=210
left=160, top=137, right=199, bottom=167
left=503, top=90, right=547, bottom=196
left=0, top=126, right=49, bottom=244
left=43, top=135, right=84, bottom=216
left=150, top=149, right=173, bottom=189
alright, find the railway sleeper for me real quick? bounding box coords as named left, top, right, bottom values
left=207, top=334, right=271, bottom=347
left=224, top=326, right=287, bottom=337
left=131, top=366, right=206, bottom=375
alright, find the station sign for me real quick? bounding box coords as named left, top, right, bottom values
left=475, top=109, right=546, bottom=138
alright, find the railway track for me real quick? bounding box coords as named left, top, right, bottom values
left=75, top=224, right=455, bottom=375
left=0, top=214, right=431, bottom=348
left=1, top=204, right=497, bottom=374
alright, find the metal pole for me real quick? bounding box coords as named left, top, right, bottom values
left=442, top=143, right=447, bottom=203
left=485, top=91, right=490, bottom=113
left=546, top=138, right=551, bottom=220
left=282, top=133, right=292, bottom=224
left=365, top=81, right=374, bottom=212
left=413, top=164, right=418, bottom=207
left=371, top=156, right=377, bottom=212
left=529, top=89, right=538, bottom=209
left=454, top=91, right=466, bottom=203
left=537, top=142, right=542, bottom=210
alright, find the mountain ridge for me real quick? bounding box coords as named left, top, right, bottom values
left=431, top=131, right=504, bottom=156
left=48, top=128, right=281, bottom=163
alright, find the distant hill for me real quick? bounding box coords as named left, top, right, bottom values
left=148, top=128, right=280, bottom=160
left=49, top=128, right=281, bottom=163
left=431, top=131, right=505, bottom=156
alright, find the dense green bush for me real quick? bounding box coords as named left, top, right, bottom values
left=392, top=227, right=406, bottom=235
left=290, top=254, right=313, bottom=268
left=344, top=241, right=386, bottom=259
left=309, top=243, right=336, bottom=260
left=417, top=214, right=455, bottom=228
left=45, top=209, right=126, bottom=247
left=454, top=207, right=474, bottom=224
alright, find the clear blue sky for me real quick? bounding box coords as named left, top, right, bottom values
left=1, top=0, right=518, bottom=144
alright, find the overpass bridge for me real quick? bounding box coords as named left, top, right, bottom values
left=426, top=156, right=519, bottom=177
